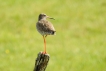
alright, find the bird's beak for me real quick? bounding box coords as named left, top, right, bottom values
left=47, top=16, right=55, bottom=20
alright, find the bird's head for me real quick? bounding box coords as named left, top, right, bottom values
left=38, top=13, right=55, bottom=20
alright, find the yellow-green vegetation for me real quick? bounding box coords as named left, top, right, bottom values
left=0, top=0, right=106, bottom=71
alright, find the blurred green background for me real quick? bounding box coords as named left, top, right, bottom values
left=0, top=0, right=106, bottom=71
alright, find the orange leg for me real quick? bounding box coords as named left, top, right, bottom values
left=43, top=35, right=46, bottom=54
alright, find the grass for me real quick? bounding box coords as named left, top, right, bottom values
left=0, top=0, right=106, bottom=71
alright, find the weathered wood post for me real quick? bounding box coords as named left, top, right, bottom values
left=33, top=52, right=50, bottom=71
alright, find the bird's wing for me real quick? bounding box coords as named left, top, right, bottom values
left=37, top=20, right=55, bottom=32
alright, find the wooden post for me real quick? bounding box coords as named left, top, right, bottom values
left=33, top=52, right=50, bottom=71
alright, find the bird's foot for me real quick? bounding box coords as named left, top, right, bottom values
left=42, top=51, right=47, bottom=54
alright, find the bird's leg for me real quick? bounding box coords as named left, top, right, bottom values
left=43, top=35, right=46, bottom=54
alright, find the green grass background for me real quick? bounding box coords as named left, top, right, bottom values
left=0, top=0, right=106, bottom=71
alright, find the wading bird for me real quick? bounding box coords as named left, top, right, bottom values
left=36, top=13, right=56, bottom=54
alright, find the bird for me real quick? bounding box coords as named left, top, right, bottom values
left=36, top=13, right=56, bottom=54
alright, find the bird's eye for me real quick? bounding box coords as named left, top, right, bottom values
left=44, top=14, right=46, bottom=16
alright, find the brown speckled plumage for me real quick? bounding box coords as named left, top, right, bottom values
left=36, top=13, right=56, bottom=36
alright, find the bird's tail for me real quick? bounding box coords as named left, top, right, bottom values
left=52, top=31, right=56, bottom=35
